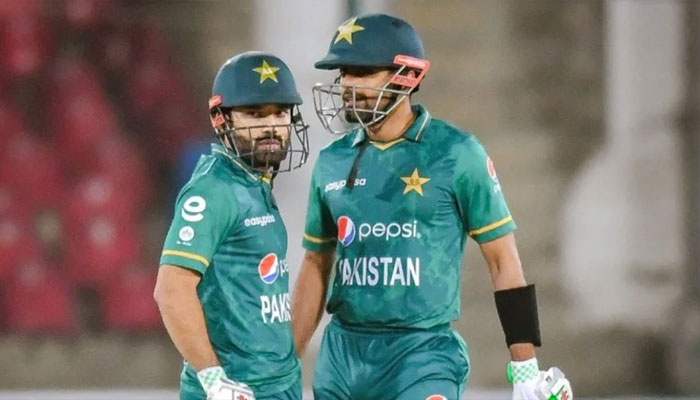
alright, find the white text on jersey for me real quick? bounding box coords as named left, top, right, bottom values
left=337, top=257, right=421, bottom=287
left=324, top=178, right=366, bottom=192
left=244, top=214, right=276, bottom=227
left=358, top=220, right=420, bottom=241
left=260, top=292, right=291, bottom=323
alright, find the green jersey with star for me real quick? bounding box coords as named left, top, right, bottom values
left=302, top=105, right=516, bottom=330
left=160, top=143, right=299, bottom=397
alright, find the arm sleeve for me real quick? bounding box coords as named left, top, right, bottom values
left=301, top=160, right=337, bottom=252
left=454, top=138, right=516, bottom=243
left=159, top=177, right=238, bottom=274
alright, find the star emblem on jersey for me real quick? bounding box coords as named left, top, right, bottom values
left=334, top=17, right=365, bottom=44
left=252, top=60, right=280, bottom=84
left=400, top=168, right=431, bottom=196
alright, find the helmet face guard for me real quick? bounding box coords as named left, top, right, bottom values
left=312, top=55, right=430, bottom=135
left=209, top=96, right=309, bottom=173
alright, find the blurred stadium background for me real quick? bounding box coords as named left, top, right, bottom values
left=0, top=0, right=699, bottom=399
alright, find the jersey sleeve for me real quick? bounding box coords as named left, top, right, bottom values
left=301, top=160, right=337, bottom=252
left=454, top=138, right=516, bottom=243
left=160, top=177, right=238, bottom=274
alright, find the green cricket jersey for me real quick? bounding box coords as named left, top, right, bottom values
left=302, top=105, right=516, bottom=331
left=160, top=143, right=299, bottom=397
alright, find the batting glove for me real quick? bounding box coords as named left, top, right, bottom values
left=508, top=358, right=573, bottom=400
left=197, top=366, right=256, bottom=400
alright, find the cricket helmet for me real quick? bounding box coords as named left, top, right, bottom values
left=209, top=51, right=308, bottom=173
left=312, top=14, right=430, bottom=135
left=314, top=13, right=425, bottom=70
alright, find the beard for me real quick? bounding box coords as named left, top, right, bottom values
left=342, top=92, right=395, bottom=124
left=343, top=108, right=376, bottom=123
left=235, top=136, right=289, bottom=171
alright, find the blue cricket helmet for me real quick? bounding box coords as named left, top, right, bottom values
left=315, top=13, right=425, bottom=70
left=211, top=51, right=302, bottom=107
left=208, top=51, right=308, bottom=173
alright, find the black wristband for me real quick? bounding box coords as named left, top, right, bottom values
left=494, top=284, right=542, bottom=347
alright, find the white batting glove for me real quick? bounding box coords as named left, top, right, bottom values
left=508, top=358, right=541, bottom=400
left=197, top=366, right=256, bottom=400
left=536, top=366, right=573, bottom=400
left=508, top=358, right=573, bottom=400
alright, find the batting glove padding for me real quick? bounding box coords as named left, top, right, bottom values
left=197, top=366, right=256, bottom=400
left=508, top=358, right=573, bottom=400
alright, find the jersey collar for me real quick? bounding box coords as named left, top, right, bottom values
left=210, top=143, right=272, bottom=185
left=351, top=104, right=432, bottom=147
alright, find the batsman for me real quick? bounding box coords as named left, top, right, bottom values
left=154, top=51, right=308, bottom=400
left=292, top=13, right=573, bottom=400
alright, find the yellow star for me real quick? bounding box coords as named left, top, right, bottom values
left=400, top=168, right=431, bottom=196
left=334, top=17, right=365, bottom=44
left=252, top=60, right=280, bottom=84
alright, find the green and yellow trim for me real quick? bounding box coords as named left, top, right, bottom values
left=468, top=215, right=513, bottom=237
left=303, top=233, right=336, bottom=244
left=370, top=138, right=405, bottom=151
left=161, top=250, right=210, bottom=267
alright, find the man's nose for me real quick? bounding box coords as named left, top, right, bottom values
left=260, top=116, right=284, bottom=135
left=260, top=114, right=280, bottom=127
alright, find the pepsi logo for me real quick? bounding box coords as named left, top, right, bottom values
left=425, top=395, right=447, bottom=400
left=258, top=253, right=279, bottom=284
left=487, top=156, right=499, bottom=183
left=337, top=216, right=356, bottom=247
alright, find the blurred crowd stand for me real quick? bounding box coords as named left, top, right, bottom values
left=0, top=0, right=206, bottom=338
left=0, top=0, right=698, bottom=397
